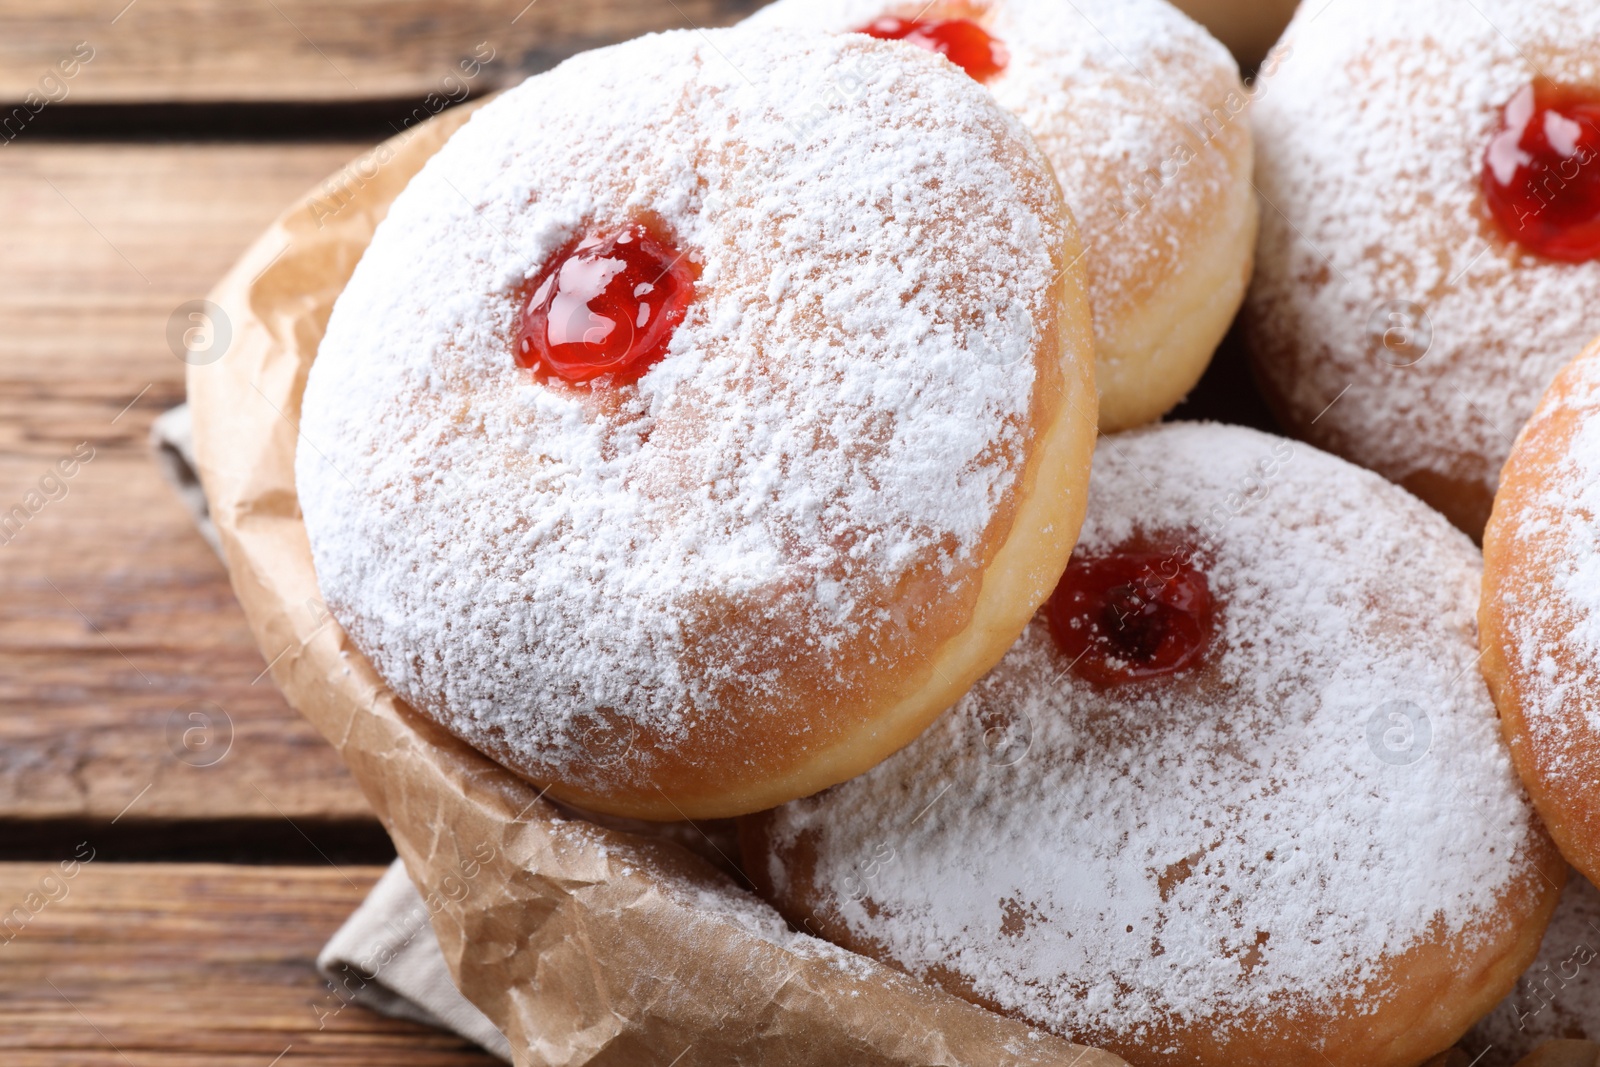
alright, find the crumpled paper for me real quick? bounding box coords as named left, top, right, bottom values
left=185, top=102, right=1127, bottom=1067
left=317, top=858, right=514, bottom=1061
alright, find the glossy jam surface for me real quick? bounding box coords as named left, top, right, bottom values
left=516, top=222, right=695, bottom=385
left=855, top=16, right=1007, bottom=83
left=1483, top=81, right=1600, bottom=262
left=1046, top=550, right=1215, bottom=687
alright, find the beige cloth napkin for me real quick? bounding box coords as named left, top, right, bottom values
left=317, top=859, right=513, bottom=1060
left=152, top=403, right=511, bottom=1061
left=150, top=405, right=223, bottom=558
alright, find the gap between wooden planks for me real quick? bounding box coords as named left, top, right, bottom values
left=0, top=0, right=766, bottom=105
left=0, top=143, right=374, bottom=825
left=0, top=861, right=500, bottom=1066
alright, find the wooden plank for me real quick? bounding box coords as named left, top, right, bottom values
left=0, top=862, right=500, bottom=1065
left=0, top=0, right=1298, bottom=111
left=0, top=143, right=378, bottom=825
left=0, top=0, right=765, bottom=106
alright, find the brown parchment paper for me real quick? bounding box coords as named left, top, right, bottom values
left=186, top=105, right=1127, bottom=1067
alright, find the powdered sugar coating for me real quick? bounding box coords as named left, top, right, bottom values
left=758, top=423, right=1548, bottom=1044
left=745, top=0, right=1245, bottom=359
left=1248, top=0, right=1600, bottom=528
left=296, top=29, right=1075, bottom=799
left=1494, top=351, right=1600, bottom=783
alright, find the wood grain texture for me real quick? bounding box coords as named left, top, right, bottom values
left=0, top=143, right=377, bottom=824
left=0, top=862, right=499, bottom=1066
left=0, top=0, right=765, bottom=105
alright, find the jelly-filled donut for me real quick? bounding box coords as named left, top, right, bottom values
left=744, top=422, right=1562, bottom=1067
left=1246, top=0, right=1600, bottom=536
left=296, top=29, right=1099, bottom=821
left=745, top=0, right=1257, bottom=433
left=1483, top=338, right=1600, bottom=888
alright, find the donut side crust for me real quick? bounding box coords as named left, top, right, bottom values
left=1483, top=337, right=1600, bottom=884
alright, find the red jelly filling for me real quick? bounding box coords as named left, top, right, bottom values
left=1483, top=81, right=1600, bottom=262
left=1046, top=550, right=1214, bottom=686
left=516, top=222, right=695, bottom=385
left=855, top=16, right=1007, bottom=83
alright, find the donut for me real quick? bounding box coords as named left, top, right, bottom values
left=1482, top=338, right=1600, bottom=888
left=743, top=422, right=1563, bottom=1067
left=1510, top=1044, right=1600, bottom=1067
left=1464, top=872, right=1600, bottom=1065
left=744, top=0, right=1258, bottom=433
left=1245, top=0, right=1600, bottom=536
left=295, top=28, right=1099, bottom=821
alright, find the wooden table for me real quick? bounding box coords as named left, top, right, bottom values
left=0, top=4, right=771, bottom=1062
left=0, top=3, right=1283, bottom=1063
